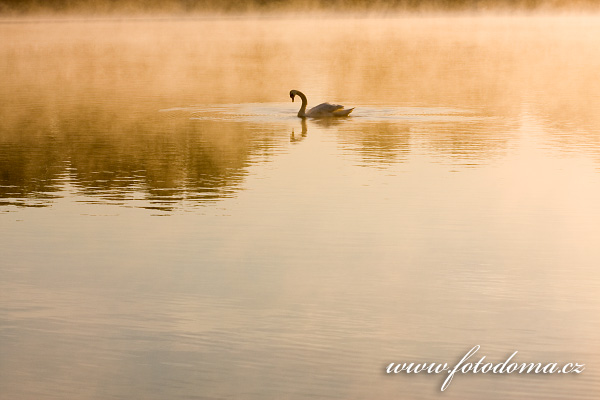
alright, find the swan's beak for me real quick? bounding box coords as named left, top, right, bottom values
left=290, top=94, right=295, bottom=102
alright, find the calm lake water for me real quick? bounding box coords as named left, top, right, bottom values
left=1, top=14, right=600, bottom=400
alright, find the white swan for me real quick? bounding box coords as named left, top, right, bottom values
left=290, top=90, right=354, bottom=118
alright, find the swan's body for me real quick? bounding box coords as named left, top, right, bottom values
left=290, top=90, right=354, bottom=118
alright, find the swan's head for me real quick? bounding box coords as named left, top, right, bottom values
left=289, top=90, right=296, bottom=102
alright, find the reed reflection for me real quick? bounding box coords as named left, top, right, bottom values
left=0, top=105, right=284, bottom=209
left=0, top=106, right=515, bottom=208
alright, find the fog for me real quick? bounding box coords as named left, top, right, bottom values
left=2, top=14, right=600, bottom=206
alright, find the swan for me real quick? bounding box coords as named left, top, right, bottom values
left=289, top=90, right=354, bottom=118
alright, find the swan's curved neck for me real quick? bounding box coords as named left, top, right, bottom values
left=296, top=91, right=308, bottom=118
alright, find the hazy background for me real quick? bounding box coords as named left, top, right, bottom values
left=2, top=15, right=600, bottom=206
left=1, top=0, right=600, bottom=15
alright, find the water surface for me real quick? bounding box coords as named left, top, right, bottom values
left=1, top=15, right=600, bottom=400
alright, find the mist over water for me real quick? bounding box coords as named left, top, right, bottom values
left=1, top=10, right=600, bottom=400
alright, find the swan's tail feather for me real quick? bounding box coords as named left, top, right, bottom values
left=333, top=107, right=354, bottom=117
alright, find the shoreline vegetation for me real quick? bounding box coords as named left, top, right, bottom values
left=1, top=0, right=599, bottom=17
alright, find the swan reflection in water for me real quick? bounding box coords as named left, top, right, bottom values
left=290, top=118, right=308, bottom=143
left=290, top=117, right=352, bottom=143
left=289, top=90, right=354, bottom=118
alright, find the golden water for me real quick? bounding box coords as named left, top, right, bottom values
left=1, top=15, right=600, bottom=399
